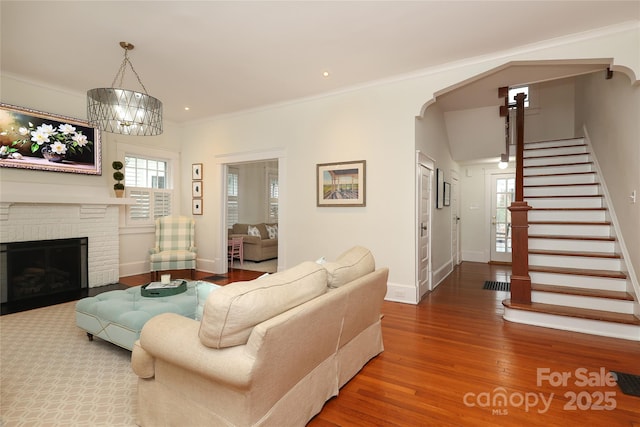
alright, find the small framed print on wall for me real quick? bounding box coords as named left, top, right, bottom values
left=192, top=181, right=203, bottom=198
left=192, top=163, right=203, bottom=180
left=192, top=198, right=203, bottom=215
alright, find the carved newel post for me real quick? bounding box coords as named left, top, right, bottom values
left=508, top=92, right=532, bottom=303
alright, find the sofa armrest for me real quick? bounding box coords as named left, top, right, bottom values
left=149, top=247, right=160, bottom=255
left=133, top=313, right=254, bottom=388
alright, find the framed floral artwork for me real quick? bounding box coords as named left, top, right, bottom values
left=0, top=103, right=101, bottom=175
left=316, top=160, right=366, bottom=207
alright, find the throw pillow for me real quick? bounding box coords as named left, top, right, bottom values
left=265, top=224, right=278, bottom=239
left=322, top=246, right=375, bottom=288
left=198, top=262, right=327, bottom=349
left=247, top=225, right=261, bottom=237
left=195, top=281, right=221, bottom=320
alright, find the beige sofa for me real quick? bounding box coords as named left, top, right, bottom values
left=131, top=246, right=388, bottom=427
left=230, top=223, right=278, bottom=262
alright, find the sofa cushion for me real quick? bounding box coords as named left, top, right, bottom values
left=323, top=246, right=375, bottom=288
left=199, top=261, right=327, bottom=348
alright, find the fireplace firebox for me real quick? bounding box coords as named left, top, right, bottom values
left=1, top=237, right=88, bottom=314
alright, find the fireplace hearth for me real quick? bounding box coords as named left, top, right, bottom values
left=1, top=237, right=89, bottom=314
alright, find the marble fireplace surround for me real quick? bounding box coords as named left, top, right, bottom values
left=1, top=192, right=133, bottom=288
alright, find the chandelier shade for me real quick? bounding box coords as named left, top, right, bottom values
left=87, top=42, right=163, bottom=136
left=87, top=88, right=162, bottom=136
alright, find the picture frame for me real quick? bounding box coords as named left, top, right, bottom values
left=436, top=168, right=444, bottom=209
left=317, top=160, right=366, bottom=207
left=192, top=181, right=203, bottom=198
left=0, top=103, right=101, bottom=175
left=192, top=163, right=203, bottom=180
left=192, top=198, right=203, bottom=215
left=444, top=182, right=451, bottom=207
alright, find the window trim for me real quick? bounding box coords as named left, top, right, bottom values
left=116, top=142, right=180, bottom=229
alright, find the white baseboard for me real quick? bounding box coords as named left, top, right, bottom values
left=462, top=250, right=486, bottom=263
left=385, top=281, right=418, bottom=304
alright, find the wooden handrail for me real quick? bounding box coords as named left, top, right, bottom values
left=508, top=92, right=532, bottom=303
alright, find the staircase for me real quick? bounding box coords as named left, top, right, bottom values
left=503, top=137, right=640, bottom=341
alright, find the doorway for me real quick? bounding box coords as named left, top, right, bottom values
left=217, top=149, right=286, bottom=274
left=417, top=153, right=433, bottom=299
left=490, top=173, right=515, bottom=263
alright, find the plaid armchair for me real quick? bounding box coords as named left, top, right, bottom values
left=149, top=216, right=197, bottom=280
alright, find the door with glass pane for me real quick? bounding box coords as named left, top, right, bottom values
left=490, top=174, right=515, bottom=263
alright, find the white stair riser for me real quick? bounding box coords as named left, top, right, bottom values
left=525, top=145, right=587, bottom=157
left=524, top=163, right=593, bottom=175
left=524, top=154, right=590, bottom=167
left=530, top=254, right=621, bottom=271
left=524, top=174, right=596, bottom=186
left=524, top=185, right=600, bottom=197
left=531, top=291, right=635, bottom=314
left=529, top=224, right=611, bottom=236
left=529, top=271, right=627, bottom=292
left=526, top=197, right=603, bottom=208
left=525, top=139, right=585, bottom=150
left=529, top=238, right=616, bottom=253
left=503, top=308, right=640, bottom=341
left=528, top=210, right=606, bottom=222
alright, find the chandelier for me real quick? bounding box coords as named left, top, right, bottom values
left=87, top=42, right=163, bottom=136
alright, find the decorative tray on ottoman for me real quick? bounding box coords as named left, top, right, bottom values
left=141, top=280, right=187, bottom=297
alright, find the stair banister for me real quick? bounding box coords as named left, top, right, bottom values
left=508, top=92, right=532, bottom=303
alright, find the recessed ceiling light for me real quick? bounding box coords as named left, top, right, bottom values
left=322, top=71, right=330, bottom=78
left=184, top=107, right=190, bottom=111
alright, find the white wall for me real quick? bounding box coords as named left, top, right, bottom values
left=524, top=78, right=576, bottom=142
left=574, top=71, right=640, bottom=286
left=415, top=102, right=458, bottom=286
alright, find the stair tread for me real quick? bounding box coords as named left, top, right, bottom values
left=524, top=161, right=592, bottom=168
left=525, top=194, right=602, bottom=198
left=503, top=299, right=640, bottom=325
left=524, top=183, right=599, bottom=188
left=529, top=207, right=606, bottom=211
left=529, top=249, right=621, bottom=259
left=528, top=220, right=610, bottom=225
left=529, top=234, right=615, bottom=241
left=524, top=143, right=586, bottom=151
left=524, top=152, right=590, bottom=160
left=529, top=265, right=627, bottom=279
left=524, top=171, right=595, bottom=178
left=531, top=284, right=635, bottom=301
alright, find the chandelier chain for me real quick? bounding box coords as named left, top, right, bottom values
left=110, top=48, right=149, bottom=94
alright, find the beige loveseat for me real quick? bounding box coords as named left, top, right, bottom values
left=131, top=246, right=388, bottom=426
left=230, top=223, right=278, bottom=262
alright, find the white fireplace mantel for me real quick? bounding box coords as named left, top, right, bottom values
left=0, top=196, right=135, bottom=221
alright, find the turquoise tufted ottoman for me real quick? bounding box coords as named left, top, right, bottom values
left=75, top=281, right=220, bottom=350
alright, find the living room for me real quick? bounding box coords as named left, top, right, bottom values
left=1, top=1, right=639, bottom=425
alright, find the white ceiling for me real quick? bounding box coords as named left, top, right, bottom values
left=1, top=1, right=639, bottom=124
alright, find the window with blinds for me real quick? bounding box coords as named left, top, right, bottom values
left=124, top=155, right=172, bottom=224
left=227, top=167, right=239, bottom=228
left=267, top=171, right=278, bottom=223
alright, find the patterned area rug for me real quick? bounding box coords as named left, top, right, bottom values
left=612, top=371, right=640, bottom=397
left=483, top=280, right=511, bottom=291
left=0, top=302, right=137, bottom=426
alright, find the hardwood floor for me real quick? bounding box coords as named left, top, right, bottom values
left=118, top=267, right=264, bottom=287
left=120, top=263, right=640, bottom=426
left=310, top=262, right=640, bottom=427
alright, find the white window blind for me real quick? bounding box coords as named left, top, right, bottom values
left=267, top=171, right=278, bottom=223
left=124, top=155, right=172, bottom=224
left=227, top=167, right=239, bottom=228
